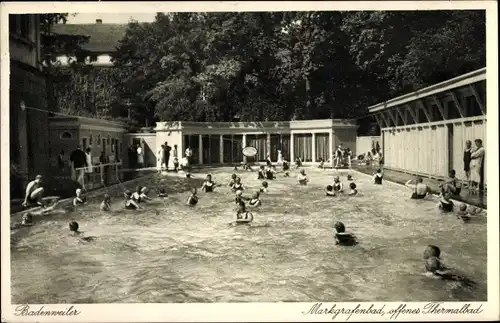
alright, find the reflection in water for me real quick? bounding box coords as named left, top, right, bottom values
left=10, top=168, right=487, bottom=303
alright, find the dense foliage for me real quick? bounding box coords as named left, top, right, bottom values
left=45, top=11, right=486, bottom=127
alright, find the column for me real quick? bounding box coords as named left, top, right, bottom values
left=329, top=131, right=334, bottom=167
left=198, top=134, right=203, bottom=165
left=290, top=132, right=294, bottom=162
left=311, top=132, right=316, bottom=163
left=266, top=133, right=271, bottom=161
left=242, top=134, right=247, bottom=163
left=220, top=135, right=224, bottom=164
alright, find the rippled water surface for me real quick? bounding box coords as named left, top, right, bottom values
left=10, top=167, right=487, bottom=303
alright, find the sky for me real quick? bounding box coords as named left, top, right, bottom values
left=66, top=13, right=156, bottom=24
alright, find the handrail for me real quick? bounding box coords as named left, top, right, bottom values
left=75, top=161, right=122, bottom=171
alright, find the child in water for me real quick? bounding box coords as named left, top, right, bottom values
left=73, top=188, right=86, bottom=206
left=347, top=174, right=353, bottom=181
left=372, top=169, right=383, bottom=185
left=297, top=169, right=309, bottom=185
left=334, top=221, right=357, bottom=246
left=157, top=188, right=168, bottom=198
left=11, top=213, right=34, bottom=230
left=406, top=176, right=431, bottom=199
left=248, top=192, right=262, bottom=207
left=132, top=186, right=152, bottom=203
left=201, top=174, right=216, bottom=192
left=265, top=165, right=277, bottom=180
left=332, top=176, right=344, bottom=193
left=100, top=194, right=111, bottom=211
left=124, top=190, right=142, bottom=210
left=438, top=192, right=454, bottom=213
left=235, top=200, right=254, bottom=224
left=260, top=181, right=269, bottom=193
left=234, top=190, right=244, bottom=205
left=258, top=166, right=266, bottom=180
left=456, top=203, right=472, bottom=222
left=282, top=159, right=290, bottom=177
left=348, top=182, right=358, bottom=196
left=295, top=157, right=303, bottom=169
left=231, top=177, right=245, bottom=192
left=187, top=187, right=198, bottom=206
left=318, top=158, right=325, bottom=169
left=325, top=185, right=336, bottom=196
left=423, top=245, right=475, bottom=286
left=228, top=174, right=237, bottom=187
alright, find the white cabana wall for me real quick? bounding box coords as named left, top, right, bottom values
left=356, top=136, right=381, bottom=156
left=369, top=68, right=486, bottom=183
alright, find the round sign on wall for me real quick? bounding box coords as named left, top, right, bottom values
left=242, top=146, right=258, bottom=157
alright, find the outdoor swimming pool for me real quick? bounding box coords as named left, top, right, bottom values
left=10, top=167, right=487, bottom=303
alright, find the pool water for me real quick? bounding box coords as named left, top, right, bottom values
left=10, top=167, right=487, bottom=303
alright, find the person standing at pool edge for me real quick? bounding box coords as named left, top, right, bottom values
left=463, top=140, right=472, bottom=187
left=469, top=139, right=485, bottom=191
left=164, top=141, right=171, bottom=171
left=70, top=145, right=87, bottom=186
left=137, top=144, right=144, bottom=169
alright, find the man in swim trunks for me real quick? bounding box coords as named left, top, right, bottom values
left=22, top=175, right=45, bottom=207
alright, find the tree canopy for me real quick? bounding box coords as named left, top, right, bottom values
left=46, top=10, right=486, bottom=129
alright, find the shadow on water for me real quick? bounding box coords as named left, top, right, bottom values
left=10, top=167, right=487, bottom=303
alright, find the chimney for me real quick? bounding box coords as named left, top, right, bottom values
left=96, top=19, right=102, bottom=24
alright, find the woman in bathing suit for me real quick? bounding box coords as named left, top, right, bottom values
left=248, top=192, right=262, bottom=207
left=406, top=176, right=431, bottom=199
left=438, top=192, right=454, bottom=213
left=348, top=182, right=358, bottom=196
left=73, top=188, right=86, bottom=206
left=201, top=174, right=216, bottom=192
left=332, top=176, right=343, bottom=193
left=231, top=177, right=245, bottom=192
left=372, top=169, right=383, bottom=185
left=187, top=187, right=199, bottom=206
left=325, top=185, right=336, bottom=196
left=297, top=169, right=309, bottom=185
left=124, top=190, right=141, bottom=210
left=235, top=201, right=254, bottom=224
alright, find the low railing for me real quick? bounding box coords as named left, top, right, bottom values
left=74, top=162, right=123, bottom=191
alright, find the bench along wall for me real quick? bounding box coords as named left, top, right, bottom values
left=368, top=68, right=487, bottom=184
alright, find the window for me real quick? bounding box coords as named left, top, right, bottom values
left=246, top=134, right=267, bottom=162
left=294, top=134, right=313, bottom=162
left=465, top=95, right=483, bottom=117
left=60, top=131, right=73, bottom=140
left=315, top=133, right=330, bottom=161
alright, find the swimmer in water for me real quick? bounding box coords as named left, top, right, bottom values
left=234, top=200, right=254, bottom=225
left=347, top=174, right=353, bottom=181
left=297, top=169, right=309, bottom=185
left=334, top=221, right=357, bottom=246
left=228, top=173, right=237, bottom=187
left=124, top=190, right=142, bottom=210
left=201, top=174, right=216, bottom=192
left=187, top=187, right=198, bottom=206
left=318, top=157, right=325, bottom=169
left=295, top=157, right=303, bottom=169
left=231, top=177, right=245, bottom=192
left=69, top=221, right=96, bottom=243
left=372, top=169, right=383, bottom=185
left=157, top=188, right=168, bottom=198
left=325, top=185, right=336, bottom=196
left=73, top=188, right=86, bottom=206
left=348, top=182, right=358, bottom=196
left=69, top=221, right=80, bottom=234
left=11, top=213, right=35, bottom=230
left=423, top=245, right=475, bottom=286
left=100, top=194, right=111, bottom=211
left=332, top=176, right=344, bottom=193
left=248, top=192, right=262, bottom=207
left=260, top=181, right=269, bottom=193
left=438, top=192, right=454, bottom=213
left=282, top=159, right=290, bottom=177
left=406, top=176, right=432, bottom=199
left=257, top=166, right=266, bottom=180
left=134, top=186, right=152, bottom=203
left=456, top=203, right=472, bottom=222
left=266, top=165, right=277, bottom=180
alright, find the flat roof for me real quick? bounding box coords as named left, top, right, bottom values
left=368, top=68, right=486, bottom=113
